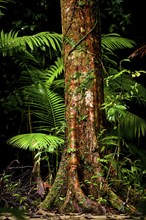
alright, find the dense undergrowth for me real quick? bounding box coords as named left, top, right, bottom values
left=1, top=154, right=146, bottom=215
left=0, top=160, right=42, bottom=213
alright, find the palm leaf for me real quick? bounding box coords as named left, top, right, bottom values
left=101, top=33, right=135, bottom=51
left=119, top=110, right=146, bottom=138
left=0, top=30, right=62, bottom=56
left=106, top=105, right=146, bottom=138
left=0, top=0, right=10, bottom=16
left=129, top=45, right=146, bottom=58
left=24, top=84, right=65, bottom=132
left=7, top=133, right=64, bottom=152
left=0, top=0, right=10, bottom=4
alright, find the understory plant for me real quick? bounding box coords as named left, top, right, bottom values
left=0, top=160, right=41, bottom=214
left=100, top=36, right=146, bottom=209
left=99, top=132, right=146, bottom=212
left=0, top=30, right=65, bottom=190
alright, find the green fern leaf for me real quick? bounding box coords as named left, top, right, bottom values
left=45, top=57, right=64, bottom=85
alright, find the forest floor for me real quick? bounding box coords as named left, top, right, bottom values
left=1, top=165, right=146, bottom=220
left=28, top=214, right=146, bottom=220
left=1, top=212, right=146, bottom=220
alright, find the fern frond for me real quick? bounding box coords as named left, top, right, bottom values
left=51, top=79, right=65, bottom=90
left=99, top=135, right=119, bottom=147
left=12, top=51, right=40, bottom=70
left=45, top=57, right=64, bottom=85
left=23, top=32, right=62, bottom=51
left=0, top=30, right=19, bottom=56
left=7, top=133, right=64, bottom=152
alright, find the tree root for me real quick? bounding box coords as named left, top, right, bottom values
left=107, top=189, right=136, bottom=213
left=40, top=152, right=136, bottom=215
left=40, top=152, right=68, bottom=210
left=58, top=160, right=107, bottom=214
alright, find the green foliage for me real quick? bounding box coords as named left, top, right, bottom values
left=44, top=57, right=64, bottom=86
left=0, top=161, right=41, bottom=213
left=0, top=30, right=62, bottom=56
left=0, top=29, right=65, bottom=180
left=101, top=34, right=136, bottom=74
left=0, top=29, right=64, bottom=134
left=99, top=33, right=146, bottom=206
left=0, top=208, right=26, bottom=220
left=0, top=0, right=10, bottom=17
left=23, top=84, right=65, bottom=132
left=102, top=33, right=135, bottom=51
left=101, top=34, right=146, bottom=139
left=103, top=67, right=146, bottom=138
left=99, top=133, right=146, bottom=207
left=6, top=55, right=65, bottom=177
left=0, top=10, right=145, bottom=209
left=7, top=133, right=64, bottom=152
left=101, top=0, right=131, bottom=33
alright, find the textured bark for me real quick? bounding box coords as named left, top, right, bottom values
left=62, top=0, right=106, bottom=209
left=41, top=0, right=114, bottom=214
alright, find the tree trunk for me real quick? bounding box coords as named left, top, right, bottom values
left=40, top=0, right=123, bottom=214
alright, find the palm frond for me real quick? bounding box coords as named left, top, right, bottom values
left=0, top=30, right=62, bottom=56
left=105, top=103, right=146, bottom=138
left=0, top=0, right=8, bottom=9
left=0, top=0, right=10, bottom=4
left=101, top=33, right=135, bottom=51
left=129, top=45, right=146, bottom=58
left=7, top=133, right=64, bottom=152
left=0, top=30, right=19, bottom=56
left=0, top=0, right=10, bottom=16
left=24, top=84, right=65, bottom=131
left=120, top=110, right=146, bottom=138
